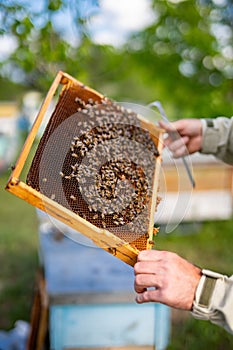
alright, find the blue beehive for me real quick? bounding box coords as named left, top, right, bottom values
left=38, top=212, right=170, bottom=350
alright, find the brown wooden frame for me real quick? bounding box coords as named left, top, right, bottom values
left=5, top=71, right=163, bottom=266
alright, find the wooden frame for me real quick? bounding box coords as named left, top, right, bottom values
left=5, top=71, right=163, bottom=266
left=27, top=270, right=49, bottom=350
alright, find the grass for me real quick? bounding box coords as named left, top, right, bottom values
left=156, top=220, right=233, bottom=275
left=0, top=164, right=233, bottom=347
left=0, top=171, right=39, bottom=330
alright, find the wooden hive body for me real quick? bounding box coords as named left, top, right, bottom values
left=5, top=71, right=163, bottom=266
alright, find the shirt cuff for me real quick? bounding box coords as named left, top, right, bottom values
left=200, top=119, right=219, bottom=154
left=191, top=269, right=224, bottom=320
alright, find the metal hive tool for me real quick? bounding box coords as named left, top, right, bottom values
left=5, top=71, right=164, bottom=266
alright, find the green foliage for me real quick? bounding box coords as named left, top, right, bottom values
left=0, top=1, right=90, bottom=90
left=157, top=219, right=233, bottom=276
left=122, top=0, right=233, bottom=117
left=0, top=76, right=26, bottom=100
left=48, top=0, right=63, bottom=11
left=0, top=0, right=232, bottom=119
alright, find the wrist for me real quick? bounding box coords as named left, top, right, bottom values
left=187, top=266, right=202, bottom=310
left=200, top=119, right=219, bottom=154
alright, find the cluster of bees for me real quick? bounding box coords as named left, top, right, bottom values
left=60, top=97, right=159, bottom=238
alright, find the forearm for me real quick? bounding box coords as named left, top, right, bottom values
left=201, top=117, right=233, bottom=165
left=192, top=269, right=233, bottom=334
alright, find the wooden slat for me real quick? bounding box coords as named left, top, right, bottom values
left=10, top=71, right=63, bottom=180
left=193, top=165, right=233, bottom=191
left=138, top=116, right=164, bottom=247
left=164, top=164, right=233, bottom=192
left=49, top=292, right=135, bottom=305
left=61, top=71, right=105, bottom=99
left=6, top=178, right=139, bottom=266
left=27, top=270, right=49, bottom=350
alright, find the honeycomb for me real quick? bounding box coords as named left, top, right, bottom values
left=26, top=84, right=160, bottom=251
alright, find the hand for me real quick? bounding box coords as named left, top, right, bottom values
left=159, top=119, right=203, bottom=158
left=134, top=250, right=202, bottom=310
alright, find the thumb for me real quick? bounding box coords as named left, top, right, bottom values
left=158, top=120, right=177, bottom=133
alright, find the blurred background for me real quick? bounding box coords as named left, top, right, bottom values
left=0, top=0, right=233, bottom=349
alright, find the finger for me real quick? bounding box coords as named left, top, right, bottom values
left=134, top=285, right=147, bottom=293
left=158, top=120, right=177, bottom=133
left=137, top=250, right=167, bottom=262
left=162, top=134, right=172, bottom=147
left=159, top=120, right=188, bottom=135
left=164, top=136, right=189, bottom=152
left=137, top=250, right=160, bottom=261
left=134, top=261, right=161, bottom=275
left=135, top=289, right=161, bottom=304
left=172, top=144, right=189, bottom=158
left=134, top=273, right=161, bottom=292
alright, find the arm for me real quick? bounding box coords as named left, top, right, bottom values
left=134, top=250, right=233, bottom=334
left=159, top=116, right=233, bottom=165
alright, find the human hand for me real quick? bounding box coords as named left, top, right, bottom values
left=159, top=119, right=203, bottom=158
left=134, top=250, right=202, bottom=310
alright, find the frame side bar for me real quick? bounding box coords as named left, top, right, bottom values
left=9, top=71, right=64, bottom=180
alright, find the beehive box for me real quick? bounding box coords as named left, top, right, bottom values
left=5, top=71, right=163, bottom=266
left=35, top=223, right=170, bottom=350
left=0, top=102, right=19, bottom=172
left=156, top=150, right=233, bottom=226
